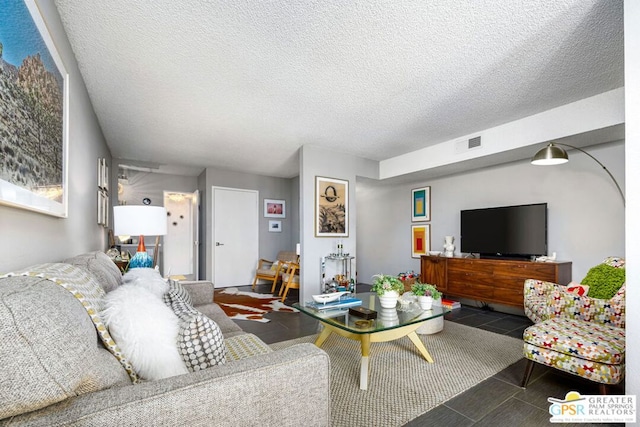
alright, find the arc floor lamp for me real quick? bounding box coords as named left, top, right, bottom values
left=531, top=142, right=625, bottom=207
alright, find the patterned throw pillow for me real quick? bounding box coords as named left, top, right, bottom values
left=179, top=313, right=227, bottom=371
left=163, top=287, right=195, bottom=315
left=163, top=290, right=227, bottom=371
left=603, top=256, right=625, bottom=269
left=167, top=279, right=193, bottom=306
left=565, top=282, right=589, bottom=296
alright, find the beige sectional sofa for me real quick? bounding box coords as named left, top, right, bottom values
left=0, top=251, right=330, bottom=426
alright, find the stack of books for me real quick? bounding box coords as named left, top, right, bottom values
left=439, top=298, right=461, bottom=310
left=306, top=296, right=363, bottom=311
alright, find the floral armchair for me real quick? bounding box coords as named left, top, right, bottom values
left=522, top=257, right=626, bottom=394
left=523, top=257, right=626, bottom=328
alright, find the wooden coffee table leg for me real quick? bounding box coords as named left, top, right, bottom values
left=407, top=331, right=434, bottom=363
left=314, top=326, right=333, bottom=347
left=360, top=334, right=371, bottom=390
left=311, top=322, right=435, bottom=390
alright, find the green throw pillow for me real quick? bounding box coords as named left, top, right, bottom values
left=581, top=264, right=625, bottom=299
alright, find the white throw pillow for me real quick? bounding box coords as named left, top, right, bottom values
left=103, top=284, right=188, bottom=380
left=122, top=268, right=169, bottom=299
left=122, top=267, right=162, bottom=283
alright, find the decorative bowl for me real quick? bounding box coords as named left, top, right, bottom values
left=312, top=291, right=350, bottom=304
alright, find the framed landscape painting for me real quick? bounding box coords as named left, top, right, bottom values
left=0, top=0, right=69, bottom=217
left=315, top=176, right=348, bottom=237
left=411, top=187, right=431, bottom=222
left=411, top=224, right=430, bottom=258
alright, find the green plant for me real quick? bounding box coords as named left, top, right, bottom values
left=371, top=274, right=404, bottom=296
left=411, top=282, right=442, bottom=299
left=581, top=263, right=626, bottom=299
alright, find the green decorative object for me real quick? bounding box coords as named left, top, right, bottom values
left=411, top=282, right=442, bottom=300
left=582, top=264, right=626, bottom=299
left=371, top=274, right=404, bottom=296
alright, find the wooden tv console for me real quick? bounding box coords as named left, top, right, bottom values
left=420, top=255, right=572, bottom=308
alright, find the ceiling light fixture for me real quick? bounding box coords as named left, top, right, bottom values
left=531, top=142, right=625, bottom=206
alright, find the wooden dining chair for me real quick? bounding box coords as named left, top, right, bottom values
left=279, top=262, right=300, bottom=302
left=251, top=251, right=298, bottom=292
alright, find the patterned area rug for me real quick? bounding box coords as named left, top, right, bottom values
left=271, top=321, right=523, bottom=426
left=213, top=287, right=298, bottom=323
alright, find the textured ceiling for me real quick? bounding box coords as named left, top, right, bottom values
left=53, top=0, right=623, bottom=178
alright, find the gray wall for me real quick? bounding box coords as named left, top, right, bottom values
left=299, top=145, right=378, bottom=303
left=357, top=141, right=625, bottom=289
left=116, top=169, right=198, bottom=207
left=201, top=167, right=299, bottom=281
left=0, top=2, right=111, bottom=272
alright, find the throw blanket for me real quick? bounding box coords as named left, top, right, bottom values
left=1, top=263, right=139, bottom=383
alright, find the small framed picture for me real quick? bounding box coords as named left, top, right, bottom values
left=97, top=158, right=109, bottom=191
left=411, top=224, right=430, bottom=258
left=97, top=190, right=109, bottom=227
left=412, top=187, right=431, bottom=222
left=268, top=220, right=282, bottom=232
left=264, top=199, right=285, bottom=218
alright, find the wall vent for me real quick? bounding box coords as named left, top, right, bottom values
left=468, top=136, right=482, bottom=149
left=454, top=135, right=483, bottom=154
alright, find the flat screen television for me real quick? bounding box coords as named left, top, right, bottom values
left=460, top=203, right=547, bottom=260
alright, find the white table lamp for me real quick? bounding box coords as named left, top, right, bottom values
left=113, top=205, right=167, bottom=269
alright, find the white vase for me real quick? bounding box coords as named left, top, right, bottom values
left=378, top=291, right=399, bottom=309
left=379, top=307, right=399, bottom=327
left=417, top=295, right=433, bottom=310
left=444, top=236, right=455, bottom=258
left=417, top=297, right=444, bottom=335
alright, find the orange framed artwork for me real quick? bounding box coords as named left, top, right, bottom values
left=411, top=224, right=430, bottom=258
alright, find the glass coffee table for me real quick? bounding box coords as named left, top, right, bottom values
left=294, top=292, right=449, bottom=390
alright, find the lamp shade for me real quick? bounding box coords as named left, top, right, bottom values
left=113, top=205, right=167, bottom=236
left=531, top=143, right=569, bottom=166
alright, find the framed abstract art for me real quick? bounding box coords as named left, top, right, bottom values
left=411, top=187, right=431, bottom=222
left=411, top=224, right=430, bottom=258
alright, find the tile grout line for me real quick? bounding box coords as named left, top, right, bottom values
left=440, top=403, right=478, bottom=424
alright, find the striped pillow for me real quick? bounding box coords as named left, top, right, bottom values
left=167, top=278, right=193, bottom=306
left=163, top=289, right=227, bottom=371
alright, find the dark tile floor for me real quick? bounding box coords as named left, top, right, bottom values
left=236, top=283, right=625, bottom=427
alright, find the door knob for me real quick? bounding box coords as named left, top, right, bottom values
left=216, top=242, right=224, bottom=246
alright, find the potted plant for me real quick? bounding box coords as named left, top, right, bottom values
left=411, top=282, right=442, bottom=310
left=371, top=274, right=404, bottom=308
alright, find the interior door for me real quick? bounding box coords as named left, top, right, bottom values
left=213, top=187, right=259, bottom=287
left=192, top=189, right=200, bottom=279
left=163, top=191, right=199, bottom=279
